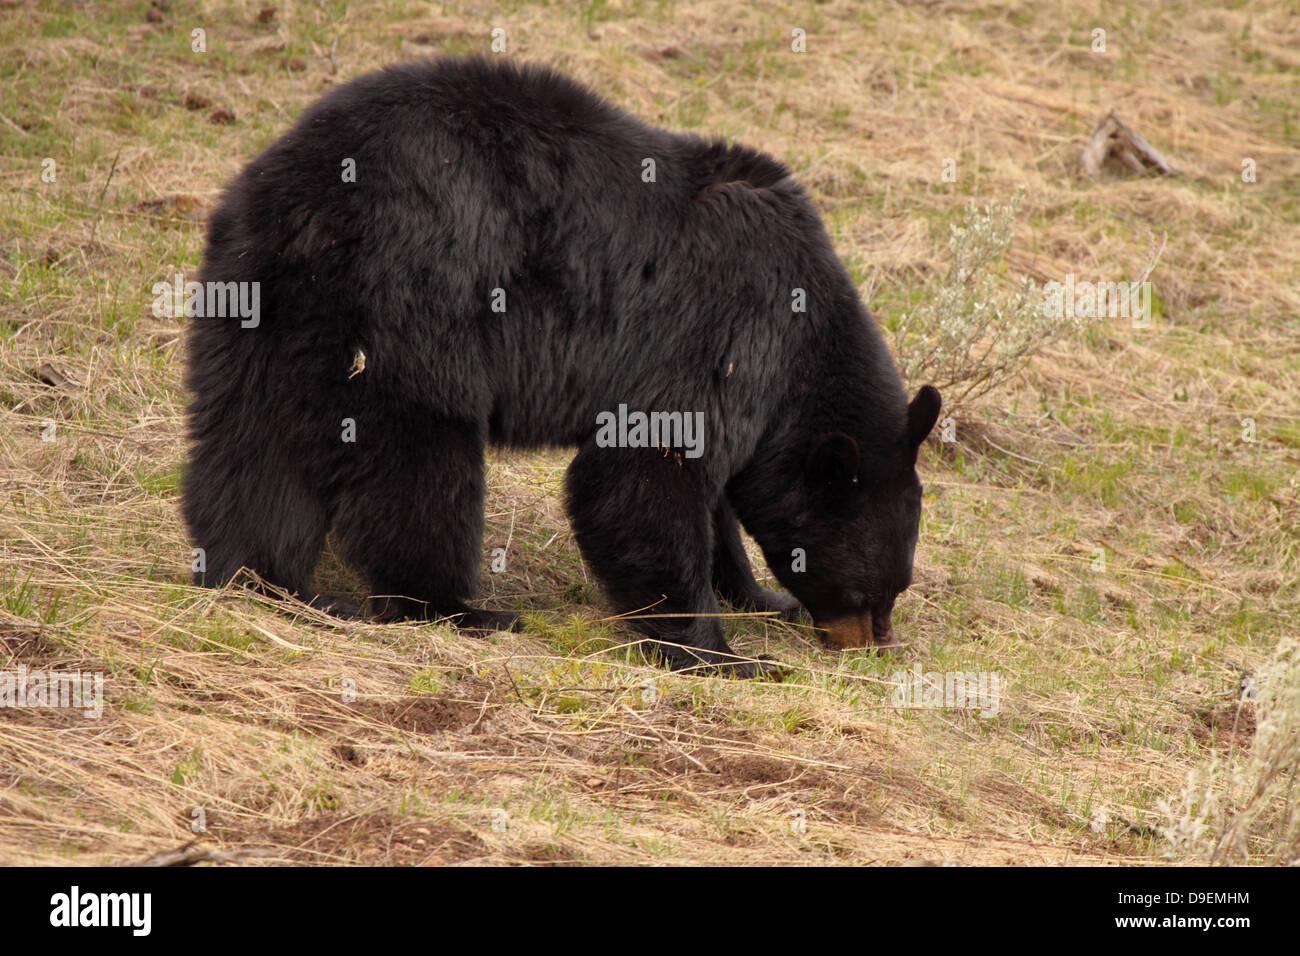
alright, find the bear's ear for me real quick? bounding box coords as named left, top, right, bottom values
left=906, top=385, right=942, bottom=451
left=806, top=432, right=861, bottom=493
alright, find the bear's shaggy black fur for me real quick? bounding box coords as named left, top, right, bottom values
left=184, top=56, right=941, bottom=675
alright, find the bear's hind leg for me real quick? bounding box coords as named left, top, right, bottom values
left=183, top=441, right=329, bottom=602
left=331, top=418, right=519, bottom=633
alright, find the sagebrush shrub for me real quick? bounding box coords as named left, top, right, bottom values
left=892, top=189, right=1092, bottom=405
left=1160, top=638, right=1300, bottom=865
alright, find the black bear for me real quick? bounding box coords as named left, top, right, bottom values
left=183, top=56, right=941, bottom=676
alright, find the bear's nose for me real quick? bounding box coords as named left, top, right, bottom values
left=872, top=607, right=897, bottom=647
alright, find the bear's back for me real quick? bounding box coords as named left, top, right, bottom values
left=194, top=57, right=863, bottom=460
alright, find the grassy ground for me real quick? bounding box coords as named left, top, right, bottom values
left=1, top=0, right=1297, bottom=865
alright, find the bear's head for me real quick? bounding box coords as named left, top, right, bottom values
left=767, top=385, right=942, bottom=650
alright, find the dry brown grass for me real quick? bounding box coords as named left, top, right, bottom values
left=1, top=0, right=1297, bottom=865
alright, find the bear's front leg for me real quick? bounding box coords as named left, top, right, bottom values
left=712, top=499, right=803, bottom=621
left=564, top=443, right=776, bottom=677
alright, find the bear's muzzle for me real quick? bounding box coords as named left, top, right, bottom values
left=816, top=609, right=898, bottom=650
